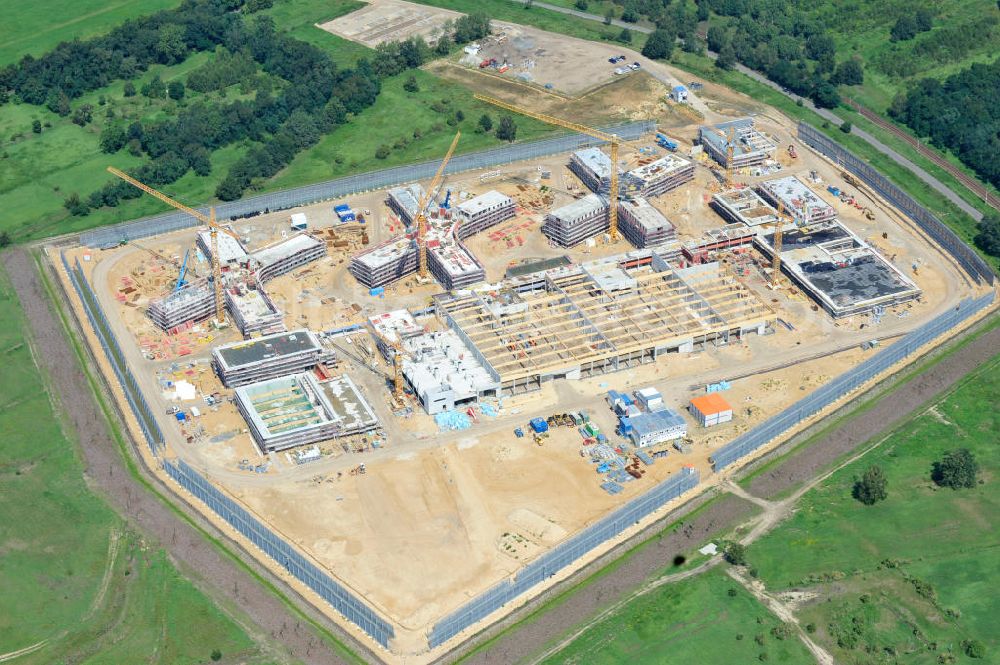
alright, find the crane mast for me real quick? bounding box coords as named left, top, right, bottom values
left=416, top=131, right=461, bottom=279
left=474, top=95, right=621, bottom=242
left=106, top=166, right=240, bottom=326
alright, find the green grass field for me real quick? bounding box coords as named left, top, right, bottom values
left=0, top=266, right=276, bottom=664
left=747, top=353, right=1000, bottom=664
left=539, top=568, right=813, bottom=664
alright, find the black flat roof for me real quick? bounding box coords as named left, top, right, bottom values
left=217, top=330, right=318, bottom=368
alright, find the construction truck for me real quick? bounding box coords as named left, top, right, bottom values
left=787, top=143, right=797, bottom=159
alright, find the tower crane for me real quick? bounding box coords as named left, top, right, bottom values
left=769, top=200, right=793, bottom=285
left=416, top=131, right=461, bottom=279
left=106, top=166, right=241, bottom=326
left=474, top=94, right=623, bottom=242
left=368, top=328, right=408, bottom=403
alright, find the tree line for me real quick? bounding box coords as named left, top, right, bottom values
left=56, top=3, right=491, bottom=212
left=888, top=58, right=1000, bottom=218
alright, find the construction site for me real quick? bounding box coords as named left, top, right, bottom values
left=48, top=20, right=995, bottom=660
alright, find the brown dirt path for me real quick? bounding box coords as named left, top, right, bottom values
left=4, top=246, right=374, bottom=665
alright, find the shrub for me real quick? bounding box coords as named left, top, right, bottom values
left=932, top=449, right=979, bottom=489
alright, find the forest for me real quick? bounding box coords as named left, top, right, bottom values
left=889, top=58, right=1000, bottom=192
left=0, top=0, right=491, bottom=213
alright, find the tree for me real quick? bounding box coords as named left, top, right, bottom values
left=99, top=124, right=128, bottom=153
left=31, top=119, right=41, bottom=134
left=245, top=0, right=274, bottom=12
left=604, top=9, right=613, bottom=26
left=974, top=212, right=1000, bottom=257
left=455, top=109, right=465, bottom=122
left=716, top=41, right=737, bottom=70
left=932, top=449, right=979, bottom=489
left=210, top=649, right=223, bottom=662
left=642, top=29, right=674, bottom=60
left=45, top=88, right=71, bottom=116
left=478, top=113, right=493, bottom=132
left=123, top=81, right=136, bottom=98
left=375, top=144, right=390, bottom=159
left=142, top=76, right=166, bottom=99
left=833, top=60, right=864, bottom=86
left=811, top=80, right=840, bottom=109
left=495, top=115, right=516, bottom=142
left=914, top=9, right=934, bottom=33
left=853, top=465, right=887, bottom=505
left=618, top=28, right=633, bottom=44
left=156, top=24, right=188, bottom=64
left=724, top=541, right=747, bottom=566
left=403, top=76, right=419, bottom=93
left=167, top=80, right=185, bottom=101
left=707, top=26, right=728, bottom=53
left=621, top=8, right=639, bottom=23
left=71, top=104, right=94, bottom=126
left=890, top=15, right=918, bottom=42
left=574, top=0, right=588, bottom=9
left=962, top=639, right=985, bottom=659
left=839, top=121, right=852, bottom=134
left=0, top=231, right=11, bottom=247
left=63, top=192, right=90, bottom=216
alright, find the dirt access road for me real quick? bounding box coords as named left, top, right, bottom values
left=4, top=246, right=376, bottom=665
left=447, top=313, right=1000, bottom=665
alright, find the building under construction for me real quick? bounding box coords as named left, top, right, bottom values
left=368, top=309, right=425, bottom=361
left=235, top=372, right=378, bottom=453
left=401, top=329, right=500, bottom=415
left=435, top=252, right=772, bottom=396
left=212, top=329, right=326, bottom=387
left=699, top=118, right=777, bottom=169
left=755, top=220, right=921, bottom=317
left=197, top=229, right=248, bottom=266
left=617, top=198, right=676, bottom=249
left=542, top=193, right=610, bottom=247
left=569, top=147, right=618, bottom=195
left=758, top=175, right=836, bottom=226
left=711, top=188, right=780, bottom=227
left=350, top=190, right=514, bottom=290
left=251, top=233, right=327, bottom=282
left=147, top=277, right=217, bottom=331
left=225, top=283, right=285, bottom=338
left=628, top=154, right=695, bottom=198
left=386, top=184, right=426, bottom=225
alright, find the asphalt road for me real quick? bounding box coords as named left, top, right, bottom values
left=508, top=0, right=985, bottom=222
left=5, top=247, right=375, bottom=665
left=451, top=314, right=999, bottom=664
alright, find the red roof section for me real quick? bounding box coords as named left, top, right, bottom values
left=690, top=393, right=732, bottom=415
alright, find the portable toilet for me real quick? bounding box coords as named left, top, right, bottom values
left=671, top=85, right=689, bottom=103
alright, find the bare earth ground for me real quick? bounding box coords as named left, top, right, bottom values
left=3, top=247, right=373, bottom=665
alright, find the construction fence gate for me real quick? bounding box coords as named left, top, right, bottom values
left=79, top=121, right=656, bottom=249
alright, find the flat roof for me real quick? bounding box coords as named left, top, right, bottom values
left=198, top=229, right=248, bottom=264
left=627, top=154, right=691, bottom=183
left=690, top=393, right=731, bottom=415
left=227, top=285, right=279, bottom=322
left=320, top=375, right=379, bottom=432
left=150, top=277, right=213, bottom=312
left=699, top=118, right=776, bottom=158
left=713, top=188, right=779, bottom=227
left=388, top=183, right=426, bottom=219
left=215, top=329, right=320, bottom=369
left=369, top=309, right=422, bottom=344
left=619, top=197, right=672, bottom=233
left=505, top=255, right=572, bottom=279
left=549, top=193, right=608, bottom=223
left=627, top=408, right=686, bottom=435
left=760, top=175, right=835, bottom=220
left=456, top=190, right=512, bottom=217
left=572, top=147, right=614, bottom=179
left=250, top=233, right=324, bottom=269
left=352, top=234, right=416, bottom=270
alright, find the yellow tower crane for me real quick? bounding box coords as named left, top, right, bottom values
left=416, top=131, right=461, bottom=279
left=107, top=166, right=241, bottom=326
left=369, top=328, right=408, bottom=402
left=725, top=127, right=737, bottom=189
left=769, top=200, right=792, bottom=284
left=474, top=94, right=622, bottom=242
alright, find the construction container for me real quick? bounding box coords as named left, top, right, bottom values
left=689, top=393, right=733, bottom=427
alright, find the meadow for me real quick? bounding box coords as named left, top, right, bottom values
left=0, top=266, right=274, bottom=663
left=748, top=352, right=1000, bottom=663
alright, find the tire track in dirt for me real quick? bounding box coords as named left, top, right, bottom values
left=5, top=247, right=370, bottom=665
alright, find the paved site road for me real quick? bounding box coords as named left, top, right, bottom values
left=454, top=314, right=999, bottom=665
left=507, top=0, right=985, bottom=221
left=4, top=247, right=373, bottom=665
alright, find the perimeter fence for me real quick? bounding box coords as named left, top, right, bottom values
left=80, top=121, right=656, bottom=249
left=711, top=292, right=995, bottom=470
left=61, top=251, right=164, bottom=455
left=163, top=458, right=395, bottom=649
left=797, top=122, right=995, bottom=286
left=428, top=467, right=700, bottom=648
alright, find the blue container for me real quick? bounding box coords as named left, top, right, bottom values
left=529, top=417, right=549, bottom=433
left=369, top=286, right=385, bottom=297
